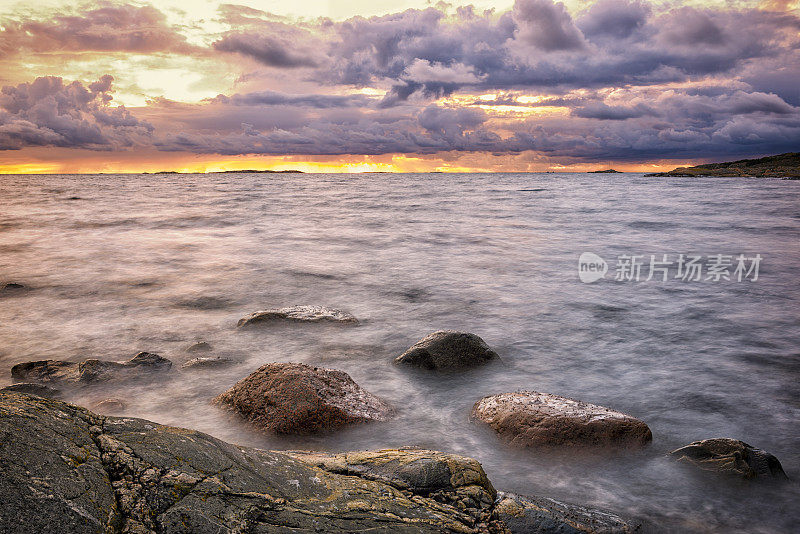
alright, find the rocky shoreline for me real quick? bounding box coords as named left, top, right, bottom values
left=645, top=152, right=800, bottom=178
left=0, top=307, right=788, bottom=533
left=0, top=391, right=641, bottom=533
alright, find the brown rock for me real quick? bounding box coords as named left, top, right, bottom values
left=395, top=331, right=499, bottom=370
left=237, top=306, right=358, bottom=327
left=670, top=438, right=787, bottom=479
left=214, top=363, right=393, bottom=434
left=472, top=391, right=652, bottom=449
left=10, top=351, right=171, bottom=384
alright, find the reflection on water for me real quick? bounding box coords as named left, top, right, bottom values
left=1, top=172, right=799, bottom=532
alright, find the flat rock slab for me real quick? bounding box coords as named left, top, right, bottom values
left=10, top=352, right=172, bottom=385
left=0, top=392, right=497, bottom=533
left=237, top=305, right=358, bottom=327
left=472, top=391, right=652, bottom=449
left=495, top=491, right=641, bottom=534
left=395, top=331, right=499, bottom=370
left=670, top=438, right=787, bottom=479
left=214, top=362, right=393, bottom=434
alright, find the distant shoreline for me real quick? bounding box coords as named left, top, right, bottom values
left=645, top=152, right=799, bottom=178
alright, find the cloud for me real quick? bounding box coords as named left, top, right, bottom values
left=0, top=4, right=192, bottom=54
left=0, top=75, right=152, bottom=150
left=1, top=1, right=799, bottom=165
left=513, top=0, right=587, bottom=51
left=404, top=59, right=484, bottom=84
left=213, top=30, right=320, bottom=68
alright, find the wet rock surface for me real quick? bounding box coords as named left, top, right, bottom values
left=472, top=391, right=652, bottom=449
left=494, top=491, right=640, bottom=534
left=395, top=331, right=499, bottom=370
left=10, top=352, right=172, bottom=385
left=0, top=382, right=61, bottom=398
left=214, top=362, right=394, bottom=434
left=669, top=438, right=787, bottom=479
left=237, top=305, right=358, bottom=327
left=0, top=392, right=642, bottom=534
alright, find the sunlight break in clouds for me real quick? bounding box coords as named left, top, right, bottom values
left=0, top=0, right=798, bottom=172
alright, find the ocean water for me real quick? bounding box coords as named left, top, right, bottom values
left=1, top=172, right=798, bottom=532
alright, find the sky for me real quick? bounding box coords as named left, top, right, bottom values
left=0, top=0, right=798, bottom=172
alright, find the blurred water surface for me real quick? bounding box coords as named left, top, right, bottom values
left=1, top=172, right=798, bottom=532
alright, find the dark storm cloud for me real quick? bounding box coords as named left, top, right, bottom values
left=513, top=0, right=587, bottom=51
left=0, top=4, right=192, bottom=54
left=318, top=1, right=800, bottom=97
left=0, top=76, right=152, bottom=150
left=212, top=32, right=320, bottom=68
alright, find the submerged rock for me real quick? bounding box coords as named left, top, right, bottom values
left=670, top=438, right=787, bottom=479
left=395, top=331, right=499, bottom=370
left=0, top=392, right=642, bottom=534
left=495, top=491, right=640, bottom=533
left=182, top=356, right=237, bottom=369
left=0, top=382, right=60, bottom=398
left=214, top=362, right=393, bottom=434
left=92, top=398, right=127, bottom=414
left=472, top=391, right=652, bottom=449
left=184, top=341, right=212, bottom=353
left=10, top=351, right=172, bottom=385
left=237, top=305, right=358, bottom=327
left=0, top=282, right=27, bottom=294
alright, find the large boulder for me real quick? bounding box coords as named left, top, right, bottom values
left=214, top=362, right=393, bottom=434
left=669, top=438, right=787, bottom=479
left=10, top=352, right=172, bottom=385
left=395, top=331, right=499, bottom=370
left=472, top=391, right=652, bottom=449
left=237, top=305, right=358, bottom=327
left=0, top=392, right=643, bottom=534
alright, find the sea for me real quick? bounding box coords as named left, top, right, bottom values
left=1, top=172, right=798, bottom=532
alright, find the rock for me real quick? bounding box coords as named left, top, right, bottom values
left=0, top=382, right=60, bottom=398
left=669, top=438, right=787, bottom=479
left=494, top=491, right=641, bottom=533
left=472, top=391, right=652, bottom=449
left=395, top=331, right=499, bottom=370
left=0, top=392, right=501, bottom=533
left=92, top=398, right=127, bottom=413
left=287, top=448, right=497, bottom=508
left=0, top=282, right=26, bottom=294
left=10, top=351, right=172, bottom=385
left=184, top=341, right=212, bottom=353
left=237, top=305, right=358, bottom=327
left=214, top=362, right=393, bottom=434
left=181, top=356, right=236, bottom=369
